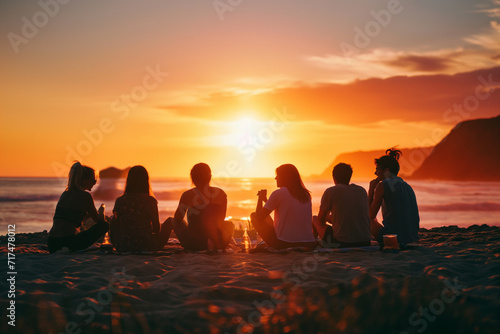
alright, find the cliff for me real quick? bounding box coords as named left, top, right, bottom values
left=410, top=116, right=500, bottom=181
left=314, top=147, right=432, bottom=180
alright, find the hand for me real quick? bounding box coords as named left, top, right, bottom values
left=257, top=189, right=267, bottom=202
left=369, top=177, right=383, bottom=190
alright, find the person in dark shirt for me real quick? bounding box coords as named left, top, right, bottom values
left=369, top=148, right=420, bottom=248
left=110, top=165, right=170, bottom=252
left=313, top=163, right=372, bottom=248
left=47, top=162, right=109, bottom=253
left=164, top=163, right=234, bottom=251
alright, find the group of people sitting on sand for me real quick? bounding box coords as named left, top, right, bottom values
left=47, top=148, right=420, bottom=253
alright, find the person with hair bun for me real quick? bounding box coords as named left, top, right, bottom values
left=251, top=164, right=317, bottom=250
left=109, top=165, right=170, bottom=252
left=47, top=162, right=109, bottom=253
left=369, top=148, right=420, bottom=248
left=164, top=163, right=234, bottom=251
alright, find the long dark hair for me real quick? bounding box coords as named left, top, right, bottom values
left=276, top=164, right=311, bottom=203
left=375, top=147, right=402, bottom=175
left=124, top=165, right=153, bottom=196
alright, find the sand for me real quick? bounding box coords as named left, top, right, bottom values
left=1, top=225, right=499, bottom=334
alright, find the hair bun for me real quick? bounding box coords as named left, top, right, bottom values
left=386, top=147, right=402, bottom=161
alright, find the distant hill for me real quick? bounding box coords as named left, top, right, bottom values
left=410, top=116, right=500, bottom=181
left=99, top=166, right=130, bottom=179
left=313, top=147, right=432, bottom=180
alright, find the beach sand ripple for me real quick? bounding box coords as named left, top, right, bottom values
left=1, top=225, right=499, bottom=333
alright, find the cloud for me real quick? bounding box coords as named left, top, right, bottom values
left=158, top=66, right=500, bottom=127
left=307, top=18, right=500, bottom=83
left=476, top=0, right=500, bottom=18
left=382, top=55, right=453, bottom=72
left=306, top=47, right=499, bottom=82
left=464, top=21, right=500, bottom=50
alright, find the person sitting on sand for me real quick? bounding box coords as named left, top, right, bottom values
left=369, top=148, right=420, bottom=248
left=250, top=164, right=317, bottom=250
left=47, top=162, right=109, bottom=253
left=164, top=163, right=234, bottom=251
left=109, top=165, right=170, bottom=252
left=313, top=163, right=372, bottom=248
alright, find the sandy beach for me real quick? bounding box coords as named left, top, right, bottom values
left=1, top=225, right=499, bottom=334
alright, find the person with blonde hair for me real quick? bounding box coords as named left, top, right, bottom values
left=251, top=164, right=317, bottom=250
left=164, top=163, right=234, bottom=251
left=47, top=162, right=109, bottom=253
left=110, top=165, right=170, bottom=252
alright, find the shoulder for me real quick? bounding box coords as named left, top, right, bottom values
left=350, top=183, right=368, bottom=194
left=180, top=188, right=196, bottom=202
left=141, top=193, right=157, bottom=202
left=275, top=188, right=289, bottom=195
left=81, top=189, right=94, bottom=201
left=321, top=186, right=335, bottom=198
left=269, top=188, right=287, bottom=199
left=210, top=187, right=227, bottom=198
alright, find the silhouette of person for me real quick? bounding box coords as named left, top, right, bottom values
left=313, top=163, right=372, bottom=248
left=109, top=165, right=170, bottom=252
left=164, top=163, right=234, bottom=251
left=47, top=162, right=109, bottom=253
left=250, top=164, right=317, bottom=250
left=369, top=148, right=420, bottom=248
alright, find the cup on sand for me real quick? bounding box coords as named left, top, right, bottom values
left=383, top=234, right=399, bottom=250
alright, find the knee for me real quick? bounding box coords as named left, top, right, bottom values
left=162, top=217, right=172, bottom=227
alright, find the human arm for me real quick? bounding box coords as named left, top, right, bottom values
left=86, top=193, right=105, bottom=222
left=369, top=182, right=384, bottom=220
left=173, top=192, right=189, bottom=222
left=317, top=189, right=331, bottom=226
left=255, top=189, right=272, bottom=221
left=368, top=175, right=384, bottom=206
left=151, top=198, right=161, bottom=234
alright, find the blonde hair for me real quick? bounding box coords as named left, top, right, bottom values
left=67, top=162, right=96, bottom=190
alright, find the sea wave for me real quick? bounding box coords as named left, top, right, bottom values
left=0, top=195, right=60, bottom=202
left=420, top=202, right=500, bottom=212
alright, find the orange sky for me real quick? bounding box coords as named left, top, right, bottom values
left=1, top=1, right=499, bottom=178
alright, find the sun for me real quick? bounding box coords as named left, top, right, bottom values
left=233, top=116, right=261, bottom=137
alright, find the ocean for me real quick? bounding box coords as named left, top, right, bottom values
left=1, top=177, right=499, bottom=234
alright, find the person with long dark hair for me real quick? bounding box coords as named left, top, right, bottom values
left=110, top=165, right=170, bottom=252
left=47, top=162, right=109, bottom=253
left=164, top=163, right=234, bottom=251
left=251, top=164, right=317, bottom=249
left=369, top=148, right=420, bottom=248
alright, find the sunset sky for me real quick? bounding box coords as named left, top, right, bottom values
left=1, top=0, right=499, bottom=178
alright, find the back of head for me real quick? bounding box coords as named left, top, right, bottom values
left=276, top=164, right=311, bottom=203
left=191, top=163, right=211, bottom=187
left=333, top=163, right=353, bottom=184
left=124, top=165, right=152, bottom=196
left=375, top=147, right=402, bottom=175
left=67, top=161, right=95, bottom=191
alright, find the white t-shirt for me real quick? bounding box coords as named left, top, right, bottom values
left=264, top=187, right=315, bottom=243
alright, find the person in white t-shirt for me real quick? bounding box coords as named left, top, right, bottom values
left=250, top=164, right=317, bottom=249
